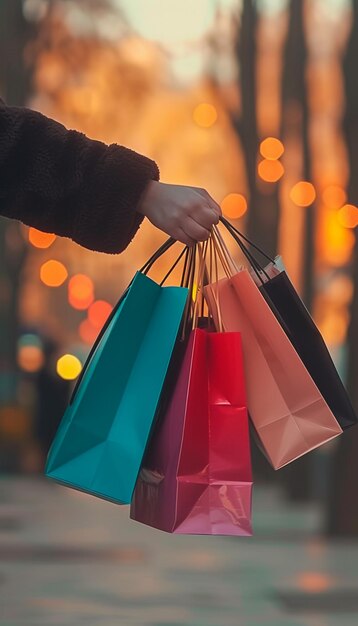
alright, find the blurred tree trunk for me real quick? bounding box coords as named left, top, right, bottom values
left=226, top=0, right=280, bottom=483
left=278, top=0, right=315, bottom=502
left=281, top=0, right=315, bottom=310
left=0, top=1, right=33, bottom=404
left=326, top=0, right=358, bottom=537
left=0, top=1, right=33, bottom=103
left=231, top=0, right=280, bottom=258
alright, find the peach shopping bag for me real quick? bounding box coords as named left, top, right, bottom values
left=204, top=269, right=342, bottom=469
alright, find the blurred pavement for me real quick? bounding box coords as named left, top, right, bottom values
left=0, top=477, right=358, bottom=626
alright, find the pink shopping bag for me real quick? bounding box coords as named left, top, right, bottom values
left=204, top=269, right=342, bottom=469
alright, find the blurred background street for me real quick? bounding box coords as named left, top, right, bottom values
left=3, top=477, right=358, bottom=626
left=2, top=0, right=358, bottom=624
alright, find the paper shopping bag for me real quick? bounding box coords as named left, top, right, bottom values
left=219, top=217, right=357, bottom=431
left=130, top=327, right=253, bottom=535
left=204, top=270, right=342, bottom=470
left=46, top=270, right=188, bottom=504
left=257, top=265, right=357, bottom=430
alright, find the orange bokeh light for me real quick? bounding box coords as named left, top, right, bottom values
left=322, top=210, right=355, bottom=267
left=17, top=345, right=44, bottom=372
left=40, top=260, right=68, bottom=287
left=221, top=193, right=248, bottom=219
left=88, top=300, right=113, bottom=329
left=68, top=274, right=94, bottom=309
left=290, top=181, right=316, bottom=207
left=79, top=319, right=99, bottom=344
left=193, top=103, right=218, bottom=128
left=322, top=185, right=347, bottom=209
left=69, top=274, right=94, bottom=299
left=260, top=137, right=284, bottom=160
left=69, top=292, right=94, bottom=311
left=29, top=228, right=56, bottom=249
left=296, top=572, right=334, bottom=593
left=319, top=311, right=348, bottom=347
left=337, top=204, right=358, bottom=229
left=258, top=159, right=284, bottom=182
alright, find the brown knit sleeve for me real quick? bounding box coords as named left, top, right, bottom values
left=0, top=100, right=159, bottom=253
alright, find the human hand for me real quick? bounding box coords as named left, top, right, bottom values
left=138, top=181, right=221, bottom=246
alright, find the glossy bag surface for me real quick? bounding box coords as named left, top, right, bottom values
left=130, top=328, right=253, bottom=535
left=204, top=270, right=342, bottom=470
left=45, top=271, right=188, bottom=504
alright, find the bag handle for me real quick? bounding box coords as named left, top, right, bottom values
left=179, top=244, right=197, bottom=340
left=139, top=236, right=175, bottom=274
left=218, top=219, right=265, bottom=275
left=207, top=233, right=224, bottom=332
left=70, top=237, right=188, bottom=405
left=218, top=218, right=272, bottom=283
left=219, top=216, right=275, bottom=264
left=192, top=240, right=208, bottom=329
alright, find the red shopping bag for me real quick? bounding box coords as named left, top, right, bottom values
left=130, top=327, right=253, bottom=536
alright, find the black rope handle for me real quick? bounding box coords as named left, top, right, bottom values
left=139, top=236, right=175, bottom=274
left=220, top=216, right=275, bottom=264
left=180, top=246, right=190, bottom=287
left=222, top=221, right=266, bottom=277
left=70, top=237, right=189, bottom=405
left=160, top=246, right=187, bottom=286
left=181, top=245, right=197, bottom=336
left=215, top=221, right=266, bottom=283
left=219, top=217, right=274, bottom=282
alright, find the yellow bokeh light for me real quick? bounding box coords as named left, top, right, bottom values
left=258, top=159, right=284, bottom=182
left=221, top=193, right=247, bottom=219
left=259, top=137, right=284, bottom=160
left=337, top=204, right=358, bottom=229
left=193, top=103, right=218, bottom=128
left=56, top=354, right=82, bottom=380
left=17, top=345, right=44, bottom=373
left=322, top=185, right=346, bottom=209
left=290, top=181, right=316, bottom=207
left=40, top=260, right=68, bottom=287
left=29, top=228, right=56, bottom=249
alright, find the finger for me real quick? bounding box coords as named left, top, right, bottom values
left=176, top=227, right=196, bottom=247
left=190, top=205, right=220, bottom=230
left=195, top=188, right=222, bottom=216
left=184, top=217, right=211, bottom=242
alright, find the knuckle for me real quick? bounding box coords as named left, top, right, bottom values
left=185, top=202, right=196, bottom=214
left=173, top=212, right=185, bottom=227
left=197, top=229, right=209, bottom=241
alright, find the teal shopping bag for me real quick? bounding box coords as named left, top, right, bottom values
left=45, top=262, right=188, bottom=504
